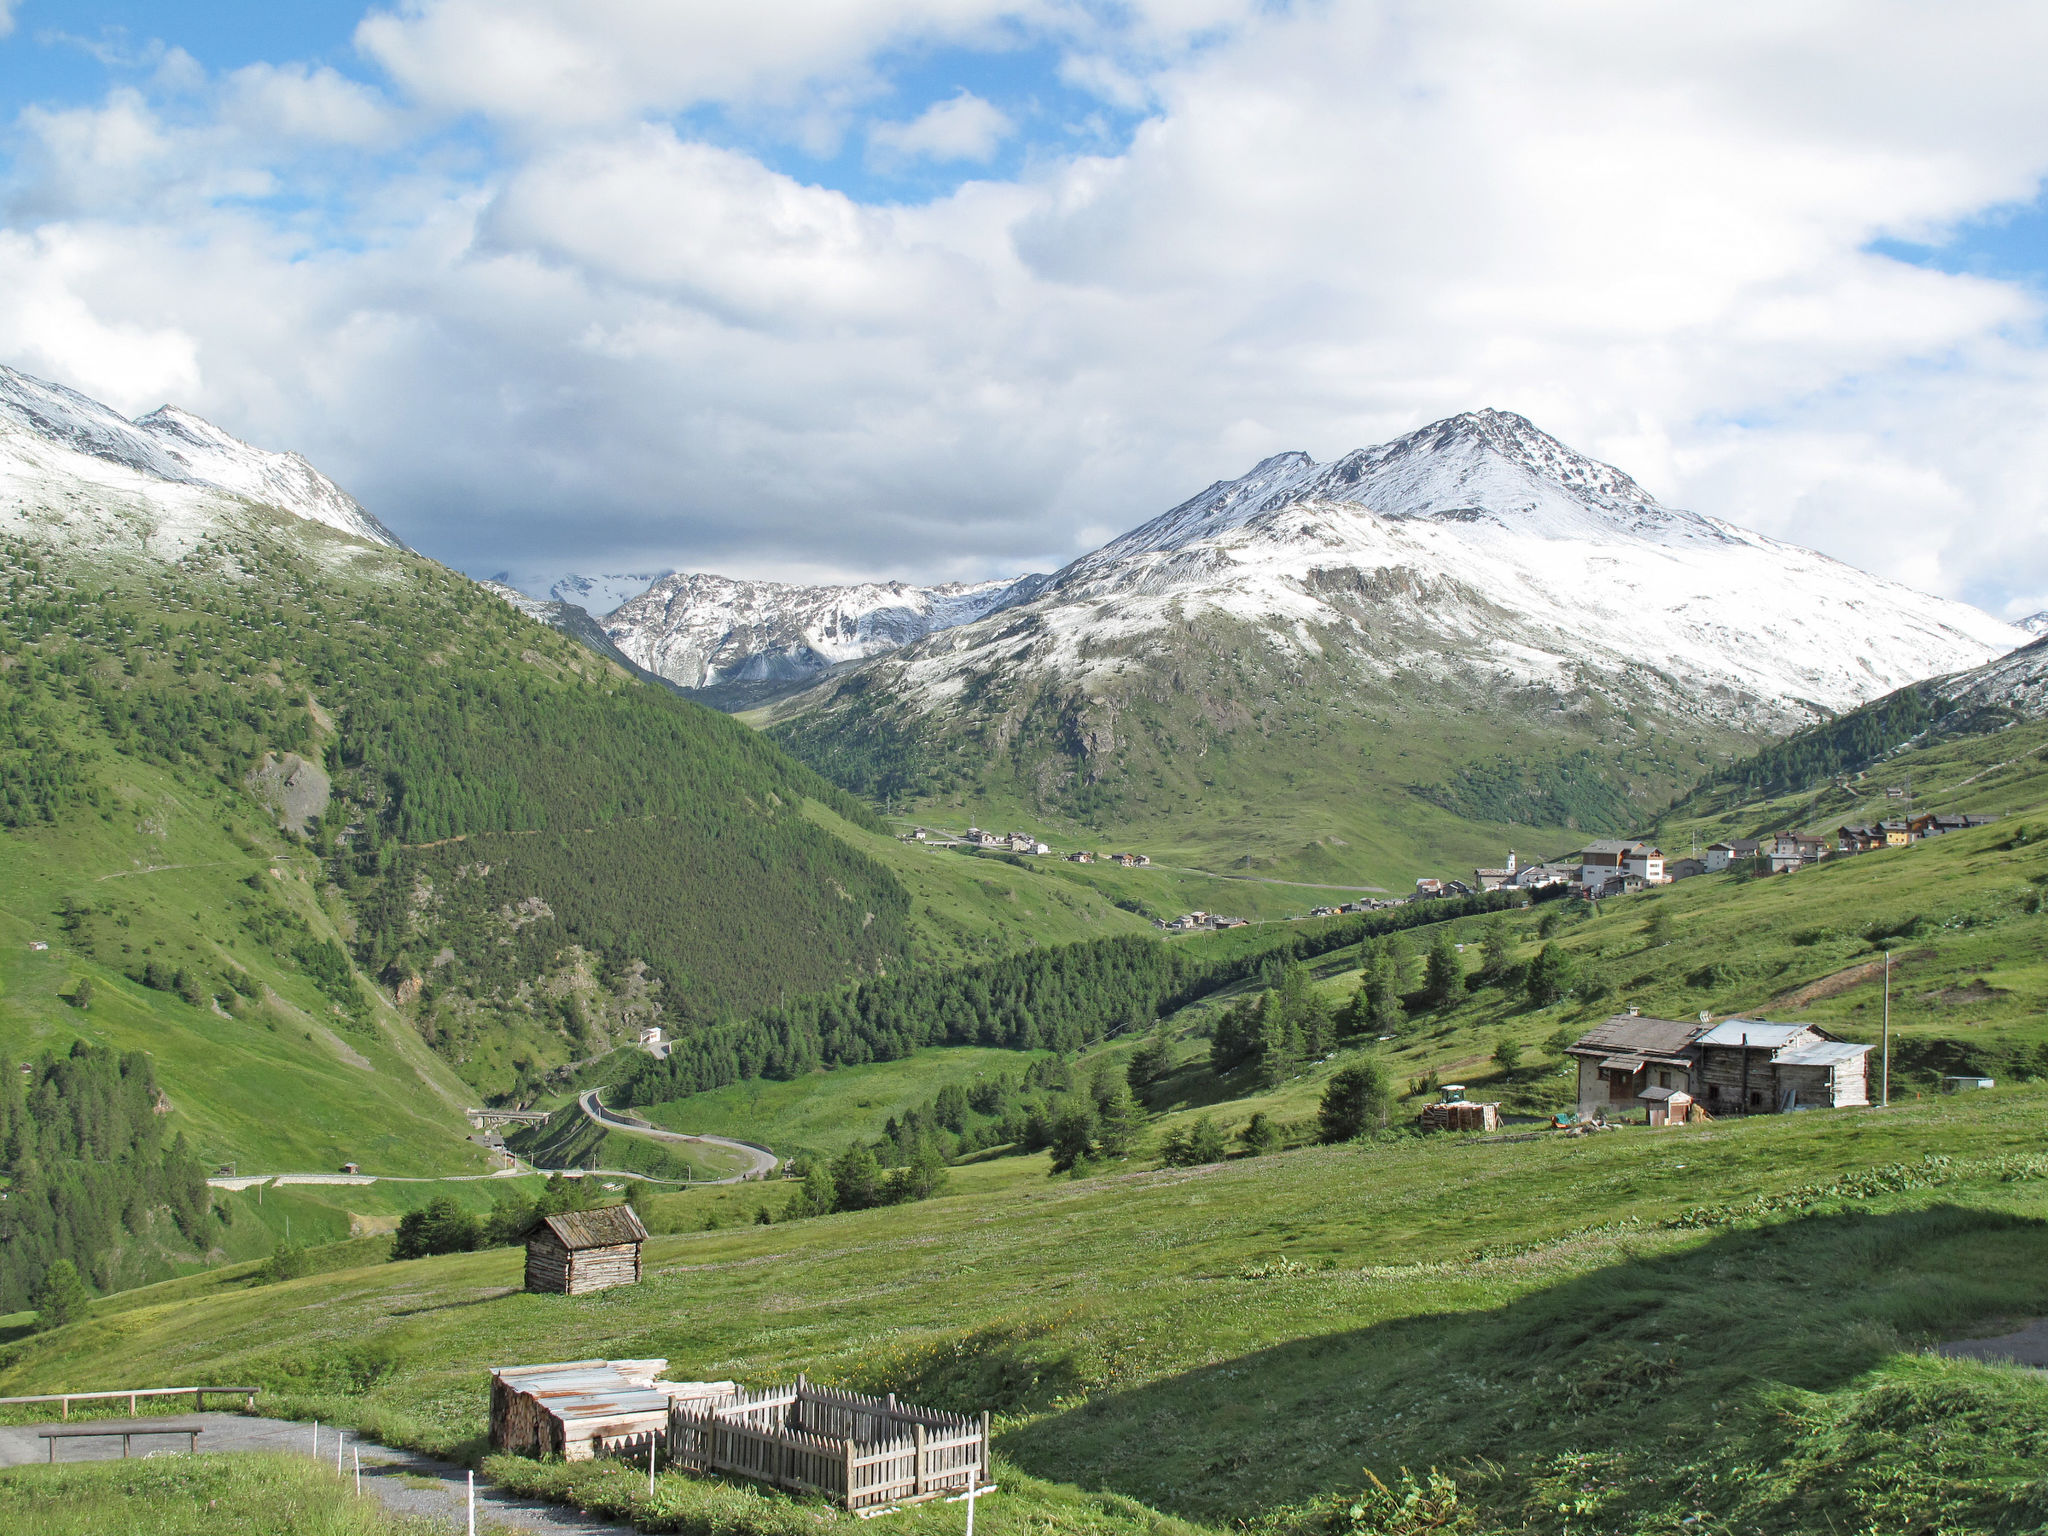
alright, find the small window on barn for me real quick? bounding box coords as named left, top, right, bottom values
left=1749, top=1090, right=1763, bottom=1106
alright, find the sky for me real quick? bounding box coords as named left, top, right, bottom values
left=2, top=2, right=2048, bottom=618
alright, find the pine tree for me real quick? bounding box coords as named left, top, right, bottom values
left=1238, top=1112, right=1279, bottom=1157
left=1318, top=1059, right=1394, bottom=1142
left=1424, top=932, right=1464, bottom=1009
left=1048, top=1104, right=1097, bottom=1173
left=1478, top=918, right=1513, bottom=980
left=1525, top=942, right=1577, bottom=1006
left=31, top=1259, right=90, bottom=1331
left=1094, top=1084, right=1144, bottom=1159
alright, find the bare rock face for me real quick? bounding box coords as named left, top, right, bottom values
left=245, top=751, right=331, bottom=834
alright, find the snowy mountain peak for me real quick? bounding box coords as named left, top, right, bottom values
left=0, top=363, right=403, bottom=549
left=604, top=568, right=1038, bottom=689
left=1066, top=409, right=1710, bottom=587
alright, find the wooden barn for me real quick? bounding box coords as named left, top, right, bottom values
left=524, top=1206, right=650, bottom=1295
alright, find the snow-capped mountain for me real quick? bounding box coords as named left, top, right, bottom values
left=655, top=408, right=2017, bottom=725
left=746, top=410, right=2024, bottom=833
left=0, top=364, right=403, bottom=549
left=604, top=570, right=1038, bottom=689
left=544, top=571, right=673, bottom=618
left=2016, top=611, right=2048, bottom=637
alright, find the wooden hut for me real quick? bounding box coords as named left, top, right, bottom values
left=490, top=1358, right=736, bottom=1461
left=524, top=1206, right=650, bottom=1295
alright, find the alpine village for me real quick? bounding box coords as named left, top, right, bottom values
left=4, top=11, right=2048, bottom=1536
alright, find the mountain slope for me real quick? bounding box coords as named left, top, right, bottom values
left=0, top=364, right=952, bottom=1163
left=734, top=411, right=2017, bottom=884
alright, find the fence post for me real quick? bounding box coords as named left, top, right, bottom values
left=844, top=1437, right=856, bottom=1510
left=914, top=1424, right=926, bottom=1497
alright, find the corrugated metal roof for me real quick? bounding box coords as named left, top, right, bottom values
left=537, top=1205, right=650, bottom=1250
left=1774, top=1040, right=1873, bottom=1067
left=1697, top=1020, right=1809, bottom=1049
left=492, top=1359, right=675, bottom=1426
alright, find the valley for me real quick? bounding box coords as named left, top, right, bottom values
left=4, top=363, right=2048, bottom=1536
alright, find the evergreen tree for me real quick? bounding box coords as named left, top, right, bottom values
left=830, top=1145, right=886, bottom=1211
left=1493, top=1038, right=1523, bottom=1074
left=1048, top=1104, right=1097, bottom=1173
left=1093, top=1083, right=1144, bottom=1159
left=1525, top=942, right=1577, bottom=1006
left=1257, top=998, right=1304, bottom=1088
left=1423, top=932, right=1463, bottom=1009
left=1238, top=1112, right=1279, bottom=1157
left=1159, top=1114, right=1229, bottom=1167
left=390, top=1195, right=481, bottom=1260
left=1478, top=918, right=1513, bottom=981
left=1125, top=1022, right=1174, bottom=1093
left=1318, top=1059, right=1393, bottom=1142
left=31, top=1259, right=90, bottom=1331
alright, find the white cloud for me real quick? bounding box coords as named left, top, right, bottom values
left=6, top=0, right=2048, bottom=617
left=0, top=2, right=17, bottom=40
left=869, top=91, right=1013, bottom=164
left=223, top=63, right=398, bottom=147
left=354, top=0, right=1056, bottom=128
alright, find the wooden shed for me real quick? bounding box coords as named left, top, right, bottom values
left=490, top=1357, right=736, bottom=1461
left=524, top=1206, right=650, bottom=1295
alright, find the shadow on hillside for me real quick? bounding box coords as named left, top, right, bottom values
left=979, top=1202, right=2048, bottom=1524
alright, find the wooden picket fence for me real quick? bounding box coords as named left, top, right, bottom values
left=666, top=1377, right=988, bottom=1511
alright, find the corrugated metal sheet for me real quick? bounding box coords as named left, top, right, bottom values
left=539, top=1205, right=650, bottom=1250
left=1697, top=1020, right=1809, bottom=1049
left=1773, top=1040, right=1873, bottom=1067
left=492, top=1360, right=673, bottom=1425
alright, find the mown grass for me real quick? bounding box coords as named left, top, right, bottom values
left=0, top=1452, right=440, bottom=1535
left=4, top=1086, right=2045, bottom=1534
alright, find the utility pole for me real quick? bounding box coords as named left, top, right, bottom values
left=1882, top=950, right=1892, bottom=1108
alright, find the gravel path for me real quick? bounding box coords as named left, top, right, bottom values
left=0, top=1414, right=635, bottom=1533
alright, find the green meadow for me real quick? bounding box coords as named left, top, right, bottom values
left=3, top=1087, right=2045, bottom=1536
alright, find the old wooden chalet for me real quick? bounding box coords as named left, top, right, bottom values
left=1566, top=1014, right=1874, bottom=1120
left=525, top=1205, right=650, bottom=1295
left=1565, top=1013, right=1706, bottom=1120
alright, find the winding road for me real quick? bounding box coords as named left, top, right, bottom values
left=575, top=1090, right=780, bottom=1182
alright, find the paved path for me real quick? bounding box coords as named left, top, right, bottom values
left=1938, top=1317, right=2048, bottom=1368
left=576, top=1091, right=779, bottom=1182
left=0, top=1414, right=634, bottom=1533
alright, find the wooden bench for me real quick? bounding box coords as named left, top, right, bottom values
left=37, top=1418, right=204, bottom=1462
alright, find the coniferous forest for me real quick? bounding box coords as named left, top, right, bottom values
left=0, top=1043, right=215, bottom=1315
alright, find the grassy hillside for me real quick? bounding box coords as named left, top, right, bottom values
left=5, top=1086, right=2044, bottom=1536
left=635, top=1045, right=1044, bottom=1159
left=756, top=610, right=1753, bottom=896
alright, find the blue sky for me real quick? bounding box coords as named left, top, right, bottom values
left=3, top=2, right=2048, bottom=619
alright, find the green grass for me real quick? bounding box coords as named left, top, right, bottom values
left=635, top=1046, right=1042, bottom=1159
left=0, top=1453, right=439, bottom=1535
left=508, top=1110, right=758, bottom=1182
left=6, top=1085, right=2046, bottom=1536
left=0, top=761, right=483, bottom=1178
left=802, top=802, right=1159, bottom=961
